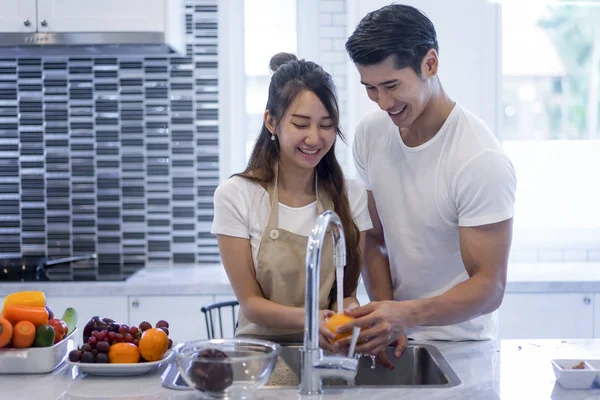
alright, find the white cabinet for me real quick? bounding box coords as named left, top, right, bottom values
left=128, top=295, right=214, bottom=343
left=0, top=0, right=37, bottom=33
left=36, top=0, right=164, bottom=33
left=594, top=294, right=600, bottom=338
left=498, top=293, right=594, bottom=339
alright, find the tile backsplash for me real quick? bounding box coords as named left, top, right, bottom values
left=0, top=0, right=219, bottom=279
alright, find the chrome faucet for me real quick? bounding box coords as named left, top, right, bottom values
left=300, top=210, right=359, bottom=395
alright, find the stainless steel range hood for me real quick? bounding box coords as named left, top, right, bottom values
left=0, top=32, right=181, bottom=56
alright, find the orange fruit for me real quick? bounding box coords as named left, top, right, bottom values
left=108, top=342, right=140, bottom=364
left=325, top=313, right=355, bottom=342
left=138, top=328, right=169, bottom=361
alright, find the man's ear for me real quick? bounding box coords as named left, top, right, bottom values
left=421, top=48, right=439, bottom=77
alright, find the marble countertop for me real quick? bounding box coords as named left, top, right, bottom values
left=2, top=339, right=600, bottom=399
left=2, top=262, right=600, bottom=297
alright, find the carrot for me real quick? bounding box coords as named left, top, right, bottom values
left=12, top=321, right=36, bottom=348
left=0, top=318, right=13, bottom=348
left=2, top=305, right=49, bottom=327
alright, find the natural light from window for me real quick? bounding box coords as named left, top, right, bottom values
left=244, top=0, right=297, bottom=162
left=502, top=0, right=600, bottom=262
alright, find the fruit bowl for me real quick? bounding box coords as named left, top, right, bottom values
left=0, top=328, right=77, bottom=374
left=174, top=338, right=280, bottom=399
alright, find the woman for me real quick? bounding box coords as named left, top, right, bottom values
left=211, top=53, right=372, bottom=349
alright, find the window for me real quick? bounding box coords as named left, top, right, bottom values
left=244, top=0, right=297, bottom=161
left=502, top=0, right=600, bottom=262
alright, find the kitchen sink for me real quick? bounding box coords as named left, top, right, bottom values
left=161, top=343, right=461, bottom=391
left=265, top=343, right=461, bottom=388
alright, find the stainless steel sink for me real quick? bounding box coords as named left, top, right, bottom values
left=161, top=343, right=461, bottom=391
left=265, top=343, right=461, bottom=388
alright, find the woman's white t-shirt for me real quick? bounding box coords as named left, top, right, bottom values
left=211, top=177, right=373, bottom=267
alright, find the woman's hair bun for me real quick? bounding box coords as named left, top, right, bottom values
left=269, top=52, right=298, bottom=73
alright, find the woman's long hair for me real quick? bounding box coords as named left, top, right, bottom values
left=236, top=52, right=361, bottom=301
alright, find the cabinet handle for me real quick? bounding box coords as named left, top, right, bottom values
left=24, top=20, right=31, bottom=27
left=40, top=20, right=48, bottom=27
left=131, top=300, right=140, bottom=309
left=584, top=297, right=591, bottom=305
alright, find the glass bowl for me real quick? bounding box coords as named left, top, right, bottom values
left=174, top=338, right=281, bottom=399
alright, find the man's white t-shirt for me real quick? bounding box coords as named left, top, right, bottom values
left=353, top=103, right=517, bottom=341
left=211, top=177, right=373, bottom=267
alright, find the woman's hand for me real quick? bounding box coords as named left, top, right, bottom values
left=318, top=309, right=338, bottom=353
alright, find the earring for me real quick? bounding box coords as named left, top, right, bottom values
left=271, top=134, right=275, bottom=141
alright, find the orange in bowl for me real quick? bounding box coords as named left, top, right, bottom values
left=108, top=342, right=141, bottom=364
left=325, top=313, right=355, bottom=343
left=139, top=328, right=169, bottom=361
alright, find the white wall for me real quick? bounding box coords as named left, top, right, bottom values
left=218, top=0, right=247, bottom=181
left=346, top=0, right=502, bottom=162
left=297, top=0, right=353, bottom=174
left=317, top=0, right=352, bottom=171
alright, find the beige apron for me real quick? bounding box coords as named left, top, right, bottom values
left=235, top=171, right=336, bottom=342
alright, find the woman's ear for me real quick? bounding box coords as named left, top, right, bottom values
left=264, top=110, right=276, bottom=134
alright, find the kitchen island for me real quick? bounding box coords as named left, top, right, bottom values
left=2, top=339, right=600, bottom=399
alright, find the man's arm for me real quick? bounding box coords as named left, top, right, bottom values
left=339, top=218, right=512, bottom=354
left=362, top=191, right=394, bottom=302
left=405, top=218, right=512, bottom=327
left=406, top=149, right=515, bottom=326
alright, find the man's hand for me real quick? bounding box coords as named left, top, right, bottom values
left=335, top=301, right=413, bottom=356
left=375, top=333, right=408, bottom=369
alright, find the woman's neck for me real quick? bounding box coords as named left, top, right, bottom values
left=277, top=160, right=316, bottom=207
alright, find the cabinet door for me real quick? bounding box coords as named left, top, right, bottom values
left=128, top=295, right=214, bottom=343
left=594, top=294, right=600, bottom=338
left=498, top=293, right=594, bottom=339
left=44, top=296, right=129, bottom=345
left=0, top=0, right=37, bottom=33
left=36, top=0, right=164, bottom=33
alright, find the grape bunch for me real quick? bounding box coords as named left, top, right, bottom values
left=69, top=319, right=172, bottom=364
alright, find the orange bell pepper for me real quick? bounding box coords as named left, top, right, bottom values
left=2, top=304, right=49, bottom=327
left=1, top=291, right=45, bottom=315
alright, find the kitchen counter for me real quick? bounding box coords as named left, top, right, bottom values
left=2, top=339, right=600, bottom=399
left=1, top=262, right=600, bottom=297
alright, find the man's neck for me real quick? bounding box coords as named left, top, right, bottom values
left=401, top=79, right=456, bottom=148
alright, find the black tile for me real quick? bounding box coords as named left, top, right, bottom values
left=3, top=1, right=220, bottom=268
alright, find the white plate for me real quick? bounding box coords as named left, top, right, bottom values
left=67, top=349, right=174, bottom=377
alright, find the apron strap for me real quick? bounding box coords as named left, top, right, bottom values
left=265, top=169, right=280, bottom=228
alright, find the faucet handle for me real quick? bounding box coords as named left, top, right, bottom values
left=314, top=355, right=359, bottom=383
left=347, top=326, right=361, bottom=358
left=317, top=355, right=358, bottom=372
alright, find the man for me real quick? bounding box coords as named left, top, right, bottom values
left=335, top=4, right=517, bottom=366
